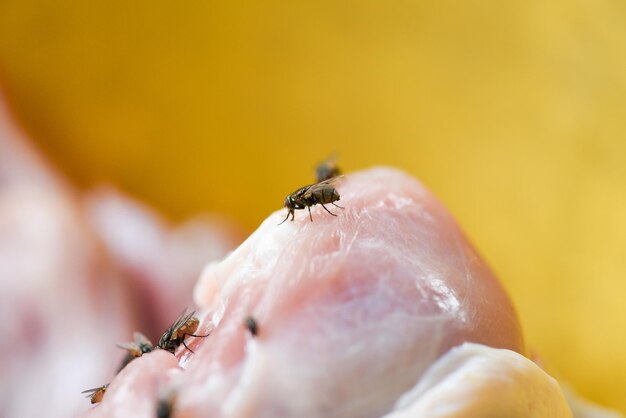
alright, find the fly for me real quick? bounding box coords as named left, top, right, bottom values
left=315, top=155, right=341, bottom=182
left=279, top=177, right=344, bottom=224
left=82, top=383, right=109, bottom=404
left=117, top=331, right=154, bottom=370
left=244, top=316, right=258, bottom=337
left=156, top=391, right=176, bottom=418
left=158, top=309, right=209, bottom=354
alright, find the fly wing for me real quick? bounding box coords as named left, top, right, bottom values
left=323, top=174, right=344, bottom=184
left=116, top=341, right=141, bottom=357
left=292, top=184, right=312, bottom=198
left=81, top=387, right=99, bottom=397
left=133, top=331, right=153, bottom=347
left=303, top=176, right=344, bottom=199
left=160, top=309, right=189, bottom=347
left=168, top=309, right=196, bottom=341
left=81, top=384, right=108, bottom=397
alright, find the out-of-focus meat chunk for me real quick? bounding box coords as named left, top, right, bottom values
left=80, top=350, right=182, bottom=418
left=0, top=92, right=238, bottom=418
left=84, top=186, right=242, bottom=339
left=0, top=94, right=131, bottom=418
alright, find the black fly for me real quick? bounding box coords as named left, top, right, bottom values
left=158, top=309, right=209, bottom=354
left=117, top=332, right=154, bottom=371
left=244, top=316, right=258, bottom=337
left=279, top=177, right=344, bottom=224
left=315, top=155, right=341, bottom=182
left=155, top=392, right=176, bottom=418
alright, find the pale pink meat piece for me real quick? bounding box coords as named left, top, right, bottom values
left=80, top=350, right=182, bottom=418
left=84, top=186, right=242, bottom=338
left=0, top=94, right=132, bottom=418
left=0, top=91, right=238, bottom=418
left=84, top=167, right=524, bottom=417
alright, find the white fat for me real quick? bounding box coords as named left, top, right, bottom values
left=383, top=343, right=573, bottom=418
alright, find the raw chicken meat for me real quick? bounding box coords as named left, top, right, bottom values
left=82, top=167, right=536, bottom=418
left=1, top=89, right=616, bottom=417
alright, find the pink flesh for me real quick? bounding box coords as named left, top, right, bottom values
left=0, top=89, right=523, bottom=417
left=0, top=95, right=132, bottom=418
left=84, top=167, right=524, bottom=417
left=84, top=186, right=242, bottom=339
left=77, top=350, right=182, bottom=418
left=0, top=93, right=236, bottom=418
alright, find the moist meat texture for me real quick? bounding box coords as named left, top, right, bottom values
left=83, top=167, right=525, bottom=418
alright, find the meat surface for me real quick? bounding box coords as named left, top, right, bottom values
left=0, top=91, right=616, bottom=417
left=0, top=93, right=237, bottom=418
left=0, top=95, right=130, bottom=418
left=382, top=343, right=571, bottom=418
left=82, top=167, right=528, bottom=418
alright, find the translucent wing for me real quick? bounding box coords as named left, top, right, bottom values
left=81, top=387, right=100, bottom=397
left=315, top=175, right=344, bottom=187
left=81, top=384, right=108, bottom=402
left=116, top=341, right=141, bottom=357
left=117, top=332, right=153, bottom=356
left=165, top=309, right=196, bottom=342
left=133, top=331, right=152, bottom=346
left=303, top=175, right=344, bottom=199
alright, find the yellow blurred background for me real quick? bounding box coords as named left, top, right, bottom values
left=0, top=0, right=624, bottom=412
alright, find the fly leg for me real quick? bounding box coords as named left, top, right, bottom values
left=182, top=340, right=195, bottom=353
left=278, top=211, right=290, bottom=225
left=181, top=331, right=210, bottom=353
left=279, top=208, right=296, bottom=225
left=320, top=203, right=337, bottom=216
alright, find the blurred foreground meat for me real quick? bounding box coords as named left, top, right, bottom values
left=0, top=93, right=238, bottom=418
left=84, top=186, right=241, bottom=338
